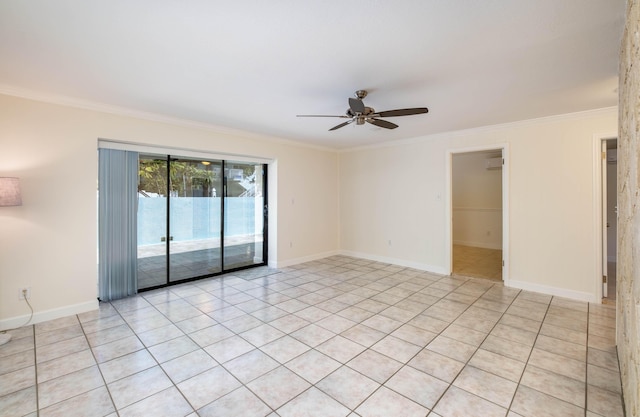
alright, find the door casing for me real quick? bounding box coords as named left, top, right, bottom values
left=593, top=134, right=618, bottom=301
left=445, top=143, right=509, bottom=283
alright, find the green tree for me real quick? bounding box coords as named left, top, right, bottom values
left=138, top=159, right=219, bottom=197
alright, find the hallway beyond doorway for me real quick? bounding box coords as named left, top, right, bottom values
left=453, top=244, right=502, bottom=281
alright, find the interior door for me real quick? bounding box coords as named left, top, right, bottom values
left=601, top=141, right=608, bottom=298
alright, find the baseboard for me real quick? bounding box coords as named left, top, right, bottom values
left=0, top=299, right=99, bottom=331
left=269, top=250, right=447, bottom=276
left=339, top=250, right=447, bottom=275
left=505, top=279, right=597, bottom=303
left=269, top=250, right=341, bottom=269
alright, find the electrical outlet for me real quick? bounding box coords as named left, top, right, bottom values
left=19, top=287, right=31, bottom=300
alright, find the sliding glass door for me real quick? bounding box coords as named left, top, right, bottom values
left=223, top=162, right=266, bottom=269
left=169, top=158, right=223, bottom=282
left=137, top=154, right=267, bottom=290
left=137, top=155, right=169, bottom=290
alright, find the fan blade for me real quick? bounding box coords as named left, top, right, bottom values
left=376, top=107, right=429, bottom=117
left=367, top=118, right=398, bottom=129
left=329, top=120, right=354, bottom=131
left=297, top=115, right=350, bottom=118
left=348, top=97, right=365, bottom=113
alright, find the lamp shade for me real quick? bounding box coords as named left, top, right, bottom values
left=0, top=177, right=22, bottom=206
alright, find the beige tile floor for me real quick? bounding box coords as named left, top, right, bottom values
left=453, top=244, right=503, bottom=281
left=0, top=256, right=623, bottom=417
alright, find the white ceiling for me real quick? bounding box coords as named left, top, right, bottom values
left=0, top=1, right=626, bottom=149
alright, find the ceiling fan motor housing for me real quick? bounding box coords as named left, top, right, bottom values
left=347, top=106, right=375, bottom=125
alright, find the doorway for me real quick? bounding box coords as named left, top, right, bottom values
left=450, top=148, right=505, bottom=281
left=601, top=139, right=617, bottom=302
left=137, top=154, right=267, bottom=290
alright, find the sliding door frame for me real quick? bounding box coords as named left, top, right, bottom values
left=98, top=140, right=271, bottom=293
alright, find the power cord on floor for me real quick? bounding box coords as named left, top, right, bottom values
left=0, top=290, right=35, bottom=337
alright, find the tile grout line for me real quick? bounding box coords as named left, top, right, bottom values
left=128, top=294, right=218, bottom=415
left=287, top=265, right=521, bottom=414
left=91, top=298, right=194, bottom=416
left=612, top=303, right=627, bottom=417
left=294, top=271, right=509, bottom=414
left=291, top=266, right=454, bottom=412
left=220, top=263, right=437, bottom=414
left=76, top=312, right=121, bottom=417
left=270, top=264, right=425, bottom=414
left=172, top=264, right=600, bottom=415
left=586, top=301, right=624, bottom=417
left=32, top=324, right=40, bottom=417
left=155, top=274, right=296, bottom=413
left=503, top=295, right=553, bottom=415
left=211, top=265, right=402, bottom=414
left=21, top=257, right=619, bottom=416
left=425, top=282, right=525, bottom=415
left=198, top=273, right=319, bottom=414
left=205, top=263, right=390, bottom=414
left=148, top=280, right=277, bottom=415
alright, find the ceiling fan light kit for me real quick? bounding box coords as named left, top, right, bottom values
left=297, top=90, right=428, bottom=131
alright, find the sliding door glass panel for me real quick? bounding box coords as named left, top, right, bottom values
left=137, top=155, right=169, bottom=289
left=169, top=158, right=223, bottom=282
left=223, top=162, right=265, bottom=270
left=136, top=153, right=266, bottom=291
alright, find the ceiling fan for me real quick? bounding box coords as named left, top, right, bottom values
left=297, top=90, right=429, bottom=131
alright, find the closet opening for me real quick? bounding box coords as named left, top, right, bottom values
left=447, top=145, right=508, bottom=282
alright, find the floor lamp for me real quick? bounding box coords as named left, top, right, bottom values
left=0, top=177, right=23, bottom=346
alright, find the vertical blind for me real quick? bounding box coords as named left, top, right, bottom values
left=98, top=149, right=139, bottom=301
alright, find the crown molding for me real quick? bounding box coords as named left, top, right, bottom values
left=0, top=84, right=616, bottom=156
left=340, top=106, right=619, bottom=153
left=0, top=84, right=337, bottom=153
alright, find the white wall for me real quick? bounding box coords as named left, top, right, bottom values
left=340, top=108, right=618, bottom=301
left=452, top=151, right=503, bottom=249
left=0, top=93, right=339, bottom=327
left=0, top=91, right=619, bottom=327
